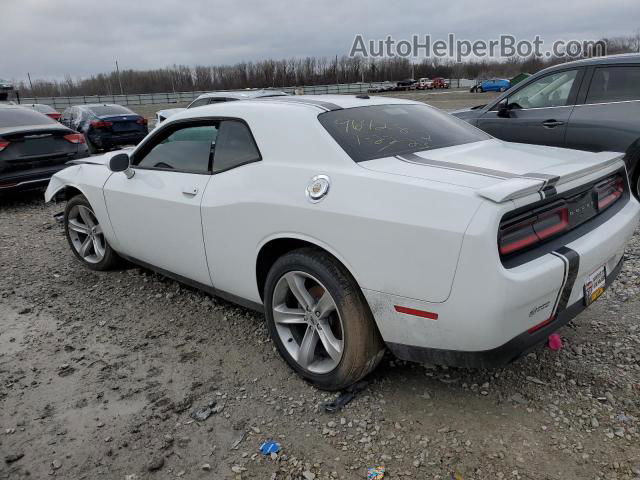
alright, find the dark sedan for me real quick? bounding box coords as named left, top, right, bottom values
left=0, top=106, right=89, bottom=193
left=61, top=104, right=148, bottom=153
left=452, top=53, right=640, bottom=196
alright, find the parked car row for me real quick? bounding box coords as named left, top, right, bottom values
left=0, top=105, right=89, bottom=193
left=368, top=78, right=451, bottom=93
left=0, top=103, right=148, bottom=193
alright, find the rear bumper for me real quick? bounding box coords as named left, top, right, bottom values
left=89, top=132, right=146, bottom=148
left=0, top=152, right=89, bottom=192
left=363, top=193, right=640, bottom=368
left=386, top=255, right=624, bottom=368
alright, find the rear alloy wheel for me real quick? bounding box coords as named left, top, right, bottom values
left=64, top=195, right=119, bottom=271
left=272, top=271, right=344, bottom=374
left=264, top=248, right=384, bottom=390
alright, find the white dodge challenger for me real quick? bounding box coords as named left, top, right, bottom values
left=45, top=95, right=640, bottom=390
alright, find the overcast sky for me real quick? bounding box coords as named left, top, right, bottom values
left=3, top=0, right=639, bottom=82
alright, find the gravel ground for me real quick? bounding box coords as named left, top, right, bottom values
left=1, top=91, right=639, bottom=480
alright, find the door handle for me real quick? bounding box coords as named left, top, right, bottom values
left=542, top=120, right=565, bottom=128
left=182, top=186, right=198, bottom=196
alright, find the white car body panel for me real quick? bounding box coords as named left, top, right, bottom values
left=45, top=95, right=640, bottom=367
left=103, top=169, right=214, bottom=286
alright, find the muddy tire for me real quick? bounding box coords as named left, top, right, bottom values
left=264, top=248, right=385, bottom=391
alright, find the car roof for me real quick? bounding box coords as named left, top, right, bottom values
left=194, top=89, right=288, bottom=101
left=170, top=94, right=425, bottom=122
left=75, top=103, right=133, bottom=110
left=541, top=53, right=640, bottom=73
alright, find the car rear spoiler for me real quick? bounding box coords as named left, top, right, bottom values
left=476, top=152, right=625, bottom=203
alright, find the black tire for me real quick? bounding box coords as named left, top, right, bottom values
left=64, top=195, right=120, bottom=271
left=264, top=248, right=385, bottom=391
left=624, top=140, right=640, bottom=199
left=84, top=134, right=98, bottom=154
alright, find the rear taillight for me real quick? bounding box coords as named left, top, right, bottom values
left=0, top=139, right=9, bottom=152
left=47, top=113, right=62, bottom=121
left=136, top=117, right=148, bottom=125
left=595, top=175, right=624, bottom=211
left=499, top=202, right=569, bottom=256
left=90, top=120, right=113, bottom=128
left=64, top=133, right=86, bottom=144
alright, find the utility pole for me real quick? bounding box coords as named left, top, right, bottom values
left=115, top=60, right=124, bottom=95
left=27, top=72, right=33, bottom=92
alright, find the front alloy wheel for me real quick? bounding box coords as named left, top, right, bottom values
left=64, top=195, right=119, bottom=271
left=67, top=204, right=106, bottom=264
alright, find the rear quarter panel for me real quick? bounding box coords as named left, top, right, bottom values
left=199, top=104, right=484, bottom=305
left=202, top=164, right=482, bottom=304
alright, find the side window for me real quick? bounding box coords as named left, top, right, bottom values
left=212, top=120, right=261, bottom=173
left=136, top=124, right=218, bottom=173
left=507, top=70, right=578, bottom=109
left=586, top=66, right=640, bottom=104
left=187, top=98, right=209, bottom=109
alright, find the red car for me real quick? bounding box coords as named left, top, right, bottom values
left=432, top=77, right=450, bottom=89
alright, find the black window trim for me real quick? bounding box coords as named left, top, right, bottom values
left=130, top=116, right=262, bottom=175
left=487, top=66, right=585, bottom=112
left=576, top=63, right=640, bottom=106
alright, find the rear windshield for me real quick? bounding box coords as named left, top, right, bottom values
left=318, top=104, right=490, bottom=162
left=88, top=105, right=134, bottom=116
left=0, top=108, right=56, bottom=127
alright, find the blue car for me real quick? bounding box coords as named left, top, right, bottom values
left=479, top=79, right=511, bottom=93
left=61, top=104, right=148, bottom=153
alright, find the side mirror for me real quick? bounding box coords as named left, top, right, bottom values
left=108, top=153, right=135, bottom=179
left=497, top=101, right=512, bottom=118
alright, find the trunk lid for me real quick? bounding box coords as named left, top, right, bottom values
left=360, top=139, right=625, bottom=202
left=99, top=114, right=146, bottom=134
left=0, top=125, right=80, bottom=174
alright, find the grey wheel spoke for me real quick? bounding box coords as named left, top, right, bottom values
left=272, top=270, right=345, bottom=375
left=94, top=224, right=103, bottom=235
left=92, top=237, right=104, bottom=258
left=314, top=291, right=336, bottom=319
left=68, top=219, right=89, bottom=235
left=285, top=272, right=314, bottom=310
left=79, top=236, right=93, bottom=258
left=316, top=319, right=343, bottom=363
left=297, top=326, right=319, bottom=369
left=273, top=304, right=307, bottom=325
left=78, top=206, right=95, bottom=228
